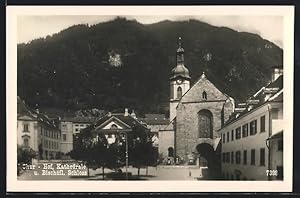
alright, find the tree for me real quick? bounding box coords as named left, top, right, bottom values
left=70, top=130, right=111, bottom=178
left=130, top=140, right=158, bottom=176
left=117, top=125, right=158, bottom=176
left=17, top=145, right=37, bottom=175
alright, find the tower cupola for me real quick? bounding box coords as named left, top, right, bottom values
left=170, top=37, right=191, bottom=80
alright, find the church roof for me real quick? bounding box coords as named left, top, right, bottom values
left=178, top=72, right=232, bottom=104
left=170, top=64, right=191, bottom=80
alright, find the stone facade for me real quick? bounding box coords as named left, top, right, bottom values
left=175, top=73, right=234, bottom=162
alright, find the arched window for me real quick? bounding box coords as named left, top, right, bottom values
left=110, top=124, right=118, bottom=129
left=198, top=109, right=213, bottom=138
left=168, top=147, right=174, bottom=157
left=177, top=87, right=182, bottom=99
left=202, top=91, right=207, bottom=100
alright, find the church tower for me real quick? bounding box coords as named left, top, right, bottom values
left=169, top=37, right=191, bottom=120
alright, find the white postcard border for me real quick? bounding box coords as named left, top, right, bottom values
left=6, top=5, right=294, bottom=192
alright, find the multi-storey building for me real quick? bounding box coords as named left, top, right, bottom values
left=17, top=96, right=61, bottom=160
left=219, top=71, right=283, bottom=180
left=139, top=114, right=169, bottom=152
left=60, top=116, right=97, bottom=154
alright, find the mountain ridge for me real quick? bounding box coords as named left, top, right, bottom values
left=17, top=17, right=283, bottom=116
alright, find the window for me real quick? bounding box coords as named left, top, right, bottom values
left=231, top=152, right=234, bottom=164
left=278, top=139, right=283, bottom=151
left=231, top=174, right=234, bottom=180
left=231, top=130, right=234, bottom=141
left=75, top=128, right=79, bottom=132
left=235, top=127, right=241, bottom=139
left=202, top=91, right=207, bottom=100
left=243, top=150, right=247, bottom=165
left=277, top=166, right=283, bottom=180
left=260, top=148, right=265, bottom=166
left=227, top=132, right=229, bottom=142
left=222, top=153, right=226, bottom=163
left=62, top=134, right=67, bottom=141
left=242, top=124, right=248, bottom=137
left=222, top=133, right=225, bottom=143
left=177, top=87, right=182, bottom=99
left=110, top=124, right=118, bottom=129
left=226, top=152, right=230, bottom=163
left=23, top=138, right=29, bottom=147
left=23, top=123, right=29, bottom=132
left=236, top=151, right=241, bottom=164
left=251, top=149, right=256, bottom=165
left=260, top=115, right=266, bottom=132
left=198, top=110, right=213, bottom=138
left=107, top=134, right=112, bottom=138
left=250, top=120, right=257, bottom=135
left=236, top=174, right=240, bottom=180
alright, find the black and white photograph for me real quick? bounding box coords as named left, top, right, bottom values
left=6, top=5, right=294, bottom=192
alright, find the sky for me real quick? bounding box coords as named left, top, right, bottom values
left=17, top=15, right=283, bottom=48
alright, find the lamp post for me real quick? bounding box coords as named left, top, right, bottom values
left=119, top=131, right=129, bottom=180
left=125, top=132, right=128, bottom=180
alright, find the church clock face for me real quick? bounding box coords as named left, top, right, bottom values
left=176, top=79, right=183, bottom=84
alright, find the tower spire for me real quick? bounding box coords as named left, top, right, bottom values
left=178, top=37, right=182, bottom=48
left=176, top=37, right=184, bottom=65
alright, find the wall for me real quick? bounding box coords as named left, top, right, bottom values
left=220, top=102, right=283, bottom=180
left=169, top=80, right=190, bottom=120
left=175, top=75, right=234, bottom=160
left=159, top=130, right=175, bottom=158
left=269, top=136, right=283, bottom=180
left=17, top=117, right=38, bottom=151
left=40, top=123, right=61, bottom=159
left=72, top=122, right=90, bottom=134
left=60, top=121, right=73, bottom=154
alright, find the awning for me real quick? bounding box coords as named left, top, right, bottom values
left=266, top=130, right=283, bottom=140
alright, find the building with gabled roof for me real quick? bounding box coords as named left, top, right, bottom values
left=219, top=71, right=283, bottom=180
left=17, top=96, right=61, bottom=160
left=159, top=38, right=235, bottom=172
left=78, top=108, right=150, bottom=145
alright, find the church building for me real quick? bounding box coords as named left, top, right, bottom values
left=163, top=37, right=235, bottom=172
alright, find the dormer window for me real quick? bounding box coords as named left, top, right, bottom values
left=202, top=91, right=207, bottom=100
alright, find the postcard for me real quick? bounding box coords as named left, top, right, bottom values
left=6, top=5, right=294, bottom=192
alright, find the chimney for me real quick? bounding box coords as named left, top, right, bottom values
left=131, top=110, right=136, bottom=119
left=107, top=112, right=112, bottom=117
left=271, top=67, right=283, bottom=82
left=124, top=108, right=129, bottom=116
